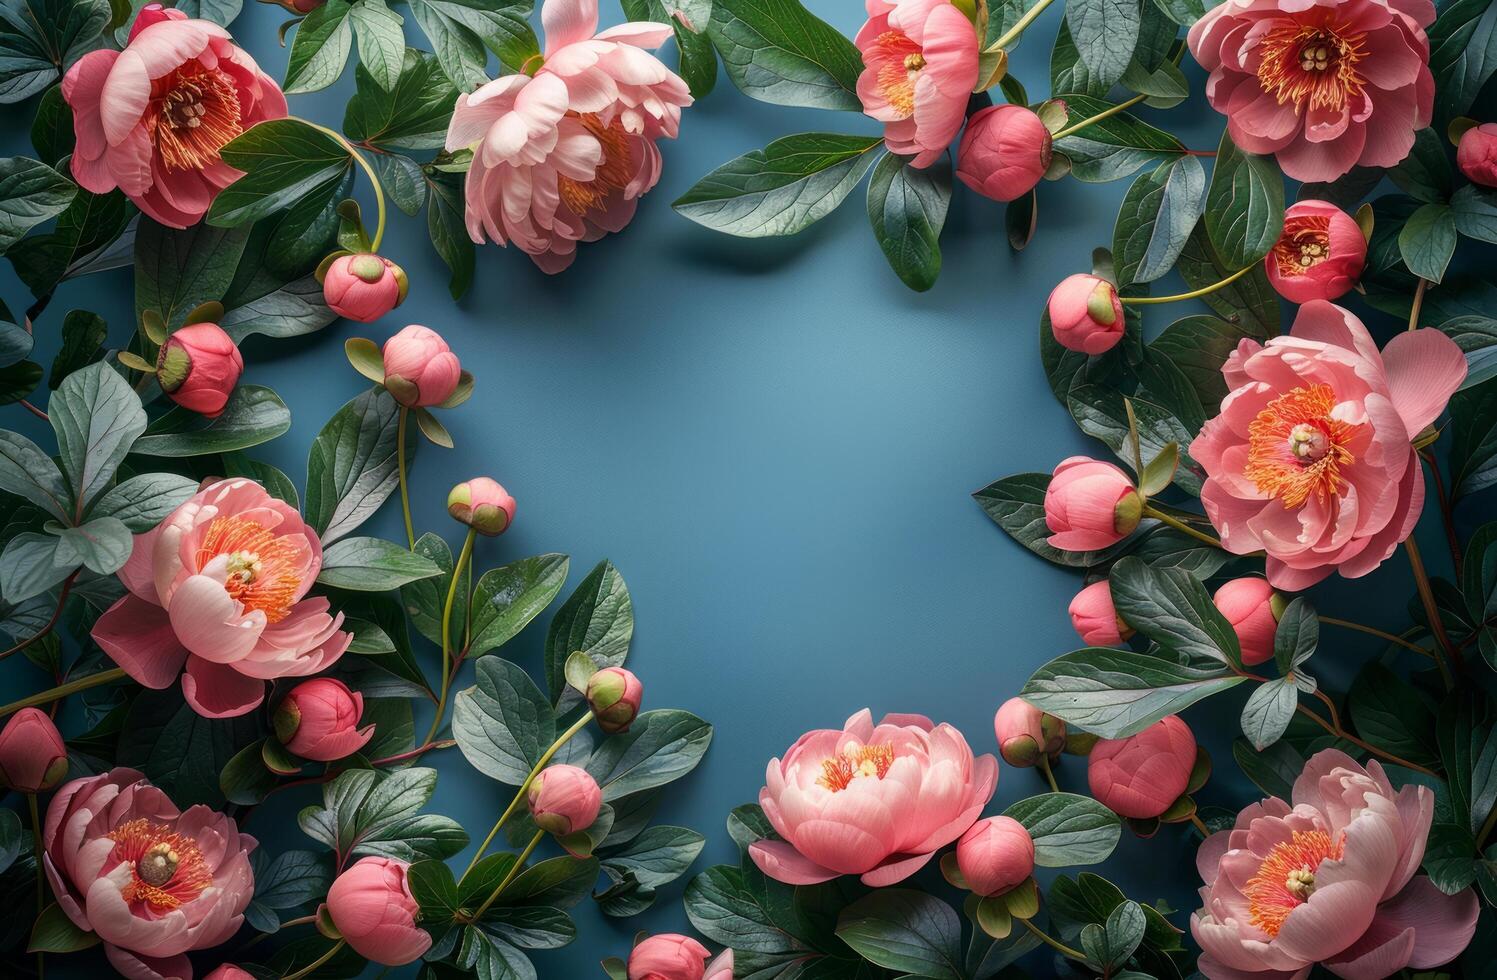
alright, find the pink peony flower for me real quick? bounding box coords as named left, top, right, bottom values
left=44, top=769, right=255, bottom=980
left=1068, top=579, right=1134, bottom=646
left=1192, top=749, right=1479, bottom=979
left=855, top=0, right=979, bottom=168
left=992, top=697, right=1064, bottom=768
left=448, top=477, right=516, bottom=536
left=1214, top=577, right=1282, bottom=667
left=956, top=815, right=1034, bottom=897
left=273, top=678, right=373, bottom=762
left=203, top=967, right=253, bottom=980
left=1048, top=273, right=1125, bottom=354
left=1088, top=715, right=1196, bottom=819
left=62, top=4, right=287, bottom=229
left=628, top=934, right=732, bottom=980
left=1457, top=122, right=1497, bottom=187
left=325, top=857, right=431, bottom=966
left=956, top=104, right=1052, bottom=201
left=527, top=764, right=603, bottom=838
left=750, top=709, right=997, bottom=886
left=1045, top=457, right=1142, bottom=552
left=445, top=0, right=692, bottom=272
left=382, top=324, right=461, bottom=408
left=1187, top=0, right=1435, bottom=183
left=1190, top=301, right=1466, bottom=590
left=1265, top=201, right=1367, bottom=304
left=0, top=707, right=68, bottom=793
left=322, top=254, right=407, bottom=323
left=587, top=666, right=643, bottom=733
left=92, top=478, right=352, bottom=718
left=156, top=323, right=243, bottom=419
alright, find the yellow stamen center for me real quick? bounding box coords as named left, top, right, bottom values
left=1255, top=22, right=1367, bottom=114
left=1244, top=385, right=1360, bottom=509
left=108, top=819, right=213, bottom=911
left=1272, top=214, right=1334, bottom=276
left=817, top=744, right=896, bottom=792
left=874, top=30, right=924, bottom=117
left=152, top=63, right=243, bottom=172
left=197, top=515, right=303, bottom=623
left=1244, top=830, right=1343, bottom=937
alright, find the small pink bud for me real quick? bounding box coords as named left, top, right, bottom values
left=262, top=0, right=324, bottom=12
left=274, top=678, right=374, bottom=762
left=628, top=933, right=713, bottom=980
left=323, top=253, right=407, bottom=323
left=955, top=104, right=1052, bottom=202
left=325, top=857, right=431, bottom=966
left=203, top=967, right=254, bottom=980
left=1087, top=715, right=1197, bottom=819
left=156, top=322, right=243, bottom=418
left=527, top=764, right=602, bottom=838
left=1264, top=200, right=1366, bottom=304
left=1457, top=122, right=1497, bottom=188
left=1044, top=456, right=1141, bottom=552
left=1213, top=577, right=1283, bottom=667
left=587, top=666, right=643, bottom=734
left=1048, top=274, right=1124, bottom=354
left=382, top=324, right=462, bottom=408
left=993, top=697, right=1064, bottom=768
left=955, top=815, right=1035, bottom=897
left=447, top=477, right=515, bottom=536
left=0, top=708, right=67, bottom=793
left=1068, top=580, right=1134, bottom=646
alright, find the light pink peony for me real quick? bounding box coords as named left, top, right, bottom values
left=273, top=678, right=373, bottom=762
left=750, top=709, right=997, bottom=886
left=528, top=763, right=603, bottom=837
left=1045, top=457, right=1142, bottom=551
left=1192, top=749, right=1478, bottom=979
left=445, top=0, right=692, bottom=272
left=956, top=103, right=1052, bottom=200
left=1049, top=273, right=1125, bottom=354
left=325, top=857, right=431, bottom=966
left=1190, top=301, right=1466, bottom=590
left=448, top=477, right=516, bottom=536
left=1069, top=579, right=1133, bottom=646
left=92, top=478, right=352, bottom=718
left=1265, top=201, right=1367, bottom=304
left=62, top=4, right=286, bottom=229
left=1457, top=122, right=1497, bottom=187
left=956, top=815, right=1034, bottom=897
left=382, top=324, right=461, bottom=408
left=628, top=934, right=733, bottom=980
left=993, top=696, right=1064, bottom=768
left=855, top=0, right=979, bottom=168
left=43, top=769, right=255, bottom=980
left=1088, top=715, right=1197, bottom=819
left=1214, top=577, right=1282, bottom=667
left=1187, top=0, right=1435, bottom=183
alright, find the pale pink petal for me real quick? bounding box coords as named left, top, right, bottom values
left=1379, top=328, right=1467, bottom=434
left=542, top=0, right=600, bottom=56
left=748, top=839, right=840, bottom=885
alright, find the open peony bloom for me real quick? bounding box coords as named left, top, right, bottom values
left=855, top=0, right=979, bottom=168
left=1193, top=749, right=1479, bottom=979
left=750, top=709, right=997, bottom=886
left=956, top=104, right=1052, bottom=201
left=628, top=934, right=733, bottom=980
left=1265, top=201, right=1367, bottom=304
left=1088, top=715, right=1197, bottom=819
left=1187, top=0, right=1434, bottom=183
left=445, top=0, right=692, bottom=272
left=44, top=769, right=255, bottom=980
left=92, top=478, right=352, bottom=718
left=325, top=857, right=431, bottom=966
left=62, top=4, right=286, bottom=228
left=1190, top=301, right=1466, bottom=590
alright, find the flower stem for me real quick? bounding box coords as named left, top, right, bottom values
left=1020, top=918, right=1087, bottom=963
left=469, top=830, right=543, bottom=922
left=423, top=528, right=475, bottom=746
left=0, top=574, right=76, bottom=663
left=283, top=939, right=346, bottom=980
left=985, top=0, right=1058, bottom=51
left=1419, top=450, right=1462, bottom=575
left=1317, top=617, right=1432, bottom=658
left=0, top=668, right=126, bottom=719
left=1142, top=504, right=1224, bottom=549
left=1404, top=536, right=1462, bottom=686
left=396, top=406, right=415, bottom=550
left=295, top=117, right=386, bottom=252
left=371, top=739, right=455, bottom=766
left=1407, top=277, right=1427, bottom=332
left=1189, top=813, right=1210, bottom=837
left=1051, top=93, right=1148, bottom=140
left=1122, top=263, right=1255, bottom=305
left=1293, top=702, right=1437, bottom=776
left=28, top=793, right=44, bottom=980
left=1036, top=754, right=1059, bottom=793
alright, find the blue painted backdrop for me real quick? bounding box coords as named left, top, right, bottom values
left=0, top=0, right=1469, bottom=976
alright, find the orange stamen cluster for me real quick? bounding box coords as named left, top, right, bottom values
left=1255, top=21, right=1367, bottom=114
left=152, top=63, right=243, bottom=172
left=1244, top=385, right=1360, bottom=508
left=196, top=515, right=303, bottom=622
left=1272, top=213, right=1333, bottom=276
left=874, top=31, right=923, bottom=117
left=1243, top=830, right=1343, bottom=937
left=558, top=114, right=634, bottom=217
left=817, top=743, right=896, bottom=792
left=107, top=819, right=213, bottom=911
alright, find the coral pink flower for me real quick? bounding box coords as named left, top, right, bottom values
left=628, top=934, right=732, bottom=980
left=1088, top=715, right=1196, bottom=819
left=44, top=769, right=255, bottom=980
left=325, top=857, right=431, bottom=966
left=1190, top=301, right=1466, bottom=590
left=956, top=104, right=1052, bottom=201
left=203, top=967, right=253, bottom=980
left=1187, top=0, right=1435, bottom=183
left=587, top=666, right=643, bottom=733
left=1049, top=273, right=1125, bottom=354
left=993, top=697, right=1064, bottom=768
left=156, top=323, right=243, bottom=419
left=1457, top=122, right=1497, bottom=187
left=855, top=0, right=979, bottom=168
left=750, top=709, right=997, bottom=886
left=62, top=4, right=286, bottom=229
left=322, top=254, right=407, bottom=323
left=92, top=478, right=352, bottom=718
left=1265, top=201, right=1367, bottom=304
left=527, top=764, right=603, bottom=838
left=273, top=678, right=373, bottom=762
left=1069, top=579, right=1133, bottom=646
left=1214, top=577, right=1282, bottom=666
left=956, top=815, right=1034, bottom=897
left=0, top=707, right=68, bottom=793
left=382, top=324, right=461, bottom=408
left=448, top=477, right=516, bottom=536
left=1193, top=749, right=1478, bottom=979
left=445, top=0, right=692, bottom=272
left=1045, top=457, right=1142, bottom=551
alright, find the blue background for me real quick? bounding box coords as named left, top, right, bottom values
left=0, top=0, right=1475, bottom=976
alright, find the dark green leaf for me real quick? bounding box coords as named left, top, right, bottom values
left=1232, top=737, right=1304, bottom=799
left=453, top=656, right=556, bottom=784
left=304, top=387, right=408, bottom=543
left=48, top=310, right=106, bottom=389
left=208, top=120, right=353, bottom=229
left=1390, top=128, right=1453, bottom=204
left=0, top=430, right=69, bottom=520
left=0, top=0, right=109, bottom=103
left=12, top=188, right=134, bottom=300
left=49, top=361, right=145, bottom=510
left=1452, top=185, right=1497, bottom=244
left=407, top=0, right=539, bottom=90
left=835, top=889, right=963, bottom=980
left=0, top=155, right=74, bottom=253
left=1112, top=155, right=1205, bottom=285
left=1240, top=678, right=1297, bottom=750
left=1429, top=0, right=1497, bottom=121
left=544, top=559, right=633, bottom=701
left=344, top=49, right=458, bottom=150
left=585, top=708, right=713, bottom=800
left=599, top=825, right=706, bottom=889
left=1150, top=314, right=1264, bottom=412
left=1450, top=378, right=1497, bottom=498
left=1003, top=792, right=1121, bottom=866
left=1109, top=556, right=1241, bottom=665
left=28, top=903, right=98, bottom=953
left=1020, top=647, right=1243, bottom=738
left=707, top=0, right=862, bottom=110
left=1176, top=222, right=1280, bottom=335
left=132, top=385, right=290, bottom=457
left=866, top=151, right=949, bottom=292
left=1205, top=130, right=1285, bottom=268
left=298, top=766, right=468, bottom=862
left=1398, top=202, right=1458, bottom=283
left=134, top=220, right=251, bottom=332
left=118, top=687, right=263, bottom=807
left=284, top=0, right=354, bottom=94
left=1053, top=94, right=1185, bottom=183
left=1065, top=0, right=1141, bottom=91
left=1349, top=662, right=1441, bottom=771
left=469, top=553, right=570, bottom=657
left=1436, top=691, right=1497, bottom=836
left=426, top=166, right=474, bottom=299
left=317, top=536, right=441, bottom=590
left=349, top=0, right=404, bottom=92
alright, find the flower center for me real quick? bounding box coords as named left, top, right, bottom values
left=197, top=515, right=303, bottom=623
left=1244, top=830, right=1343, bottom=937
left=1255, top=22, right=1367, bottom=113
left=817, top=743, right=895, bottom=792
left=1272, top=215, right=1333, bottom=276
left=557, top=113, right=634, bottom=218
left=1244, top=384, right=1360, bottom=509
left=152, top=63, right=243, bottom=172
left=874, top=30, right=924, bottom=117
left=108, top=819, right=212, bottom=911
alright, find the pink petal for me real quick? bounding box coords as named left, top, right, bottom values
left=180, top=657, right=265, bottom=718
left=542, top=0, right=600, bottom=56
left=166, top=574, right=265, bottom=663
left=1372, top=877, right=1480, bottom=969
left=103, top=946, right=193, bottom=980
left=860, top=849, right=936, bottom=886
left=1379, top=328, right=1467, bottom=435
left=92, top=595, right=189, bottom=689
left=748, top=839, right=840, bottom=885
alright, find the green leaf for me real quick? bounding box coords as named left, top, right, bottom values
left=298, top=766, right=468, bottom=863
left=284, top=0, right=354, bottom=94
left=0, top=360, right=40, bottom=405
left=0, top=430, right=69, bottom=521
left=674, top=133, right=883, bottom=237
left=1241, top=678, right=1297, bottom=750
left=48, top=310, right=106, bottom=389
left=1450, top=379, right=1497, bottom=498
left=208, top=120, right=353, bottom=228
left=117, top=686, right=262, bottom=807
left=1003, top=792, right=1121, bottom=866
left=373, top=151, right=426, bottom=214
left=1050, top=19, right=1105, bottom=97
left=28, top=903, right=98, bottom=953
left=1429, top=0, right=1497, bottom=121
left=1112, top=155, right=1206, bottom=286
left=220, top=739, right=276, bottom=806
left=544, top=559, right=633, bottom=701
left=399, top=532, right=466, bottom=645
left=1423, top=822, right=1479, bottom=894
left=51, top=515, right=131, bottom=575
left=349, top=0, right=404, bottom=92
left=133, top=220, right=247, bottom=332
left=1272, top=597, right=1318, bottom=675
left=344, top=49, right=458, bottom=150
left=0, top=532, right=71, bottom=601
left=585, top=708, right=713, bottom=800
left=1205, top=130, right=1285, bottom=268
left=254, top=849, right=334, bottom=912
left=304, top=387, right=408, bottom=543
left=1021, top=647, right=1244, bottom=738
left=0, top=155, right=74, bottom=253
left=407, top=0, right=539, bottom=91
left=1390, top=128, right=1453, bottom=204
left=11, top=187, right=133, bottom=298
left=1109, top=556, right=1242, bottom=666
left=49, top=361, right=146, bottom=512
left=867, top=151, right=949, bottom=292
left=1398, top=202, right=1458, bottom=283
left=972, top=472, right=1131, bottom=568
left=1348, top=662, right=1440, bottom=769
left=1080, top=901, right=1145, bottom=972
left=1065, top=0, right=1141, bottom=91
left=1150, top=314, right=1263, bottom=412
left=599, top=825, right=706, bottom=889
left=316, top=536, right=441, bottom=590
left=0, top=0, right=109, bottom=104
left=426, top=166, right=474, bottom=299
left=1176, top=223, right=1281, bottom=335
left=835, top=889, right=963, bottom=980
left=1053, top=94, right=1185, bottom=183
left=1066, top=384, right=1204, bottom=494
left=0, top=320, right=30, bottom=367
left=707, top=0, right=862, bottom=110
left=1436, top=691, right=1497, bottom=836
left=132, top=385, right=291, bottom=457
left=408, top=858, right=460, bottom=921
left=469, top=553, right=570, bottom=657
left=1232, top=737, right=1304, bottom=799
left=453, top=656, right=557, bottom=784
left=89, top=472, right=198, bottom=531
left=1452, top=185, right=1497, bottom=244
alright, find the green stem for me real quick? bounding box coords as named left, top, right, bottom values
left=1142, top=505, right=1224, bottom=549
left=423, top=528, right=476, bottom=746
left=1189, top=814, right=1210, bottom=837
left=985, top=0, right=1058, bottom=51
left=1293, top=702, right=1437, bottom=776
left=1036, top=754, right=1059, bottom=793
left=1318, top=617, right=1432, bottom=658
left=1051, top=93, right=1147, bottom=140
left=0, top=668, right=126, bottom=719
left=397, top=407, right=415, bottom=550
left=1122, top=263, right=1255, bottom=305
left=1407, top=277, right=1427, bottom=332
left=29, top=793, right=43, bottom=980
left=282, top=939, right=346, bottom=980
left=470, top=830, right=544, bottom=922
left=1404, top=536, right=1461, bottom=687
left=1020, top=918, right=1087, bottom=963
left=295, top=118, right=387, bottom=252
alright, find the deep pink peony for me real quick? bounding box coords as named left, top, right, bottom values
left=325, top=857, right=431, bottom=966
left=92, top=478, right=352, bottom=718
left=1190, top=301, right=1466, bottom=590
left=1069, top=579, right=1133, bottom=646
left=274, top=678, right=373, bottom=762
left=1187, top=0, right=1435, bottom=183
left=750, top=709, right=997, bottom=886
left=156, top=323, right=243, bottom=419
left=44, top=769, right=255, bottom=980
left=1088, top=715, right=1197, bottom=819
left=955, top=104, right=1052, bottom=201
left=445, top=0, right=692, bottom=272
left=1265, top=201, right=1367, bottom=304
left=1045, top=457, right=1142, bottom=551
left=62, top=4, right=287, bottom=229
left=855, top=0, right=979, bottom=168
left=382, top=324, right=461, bottom=408
left=1457, top=122, right=1497, bottom=187
left=0, top=707, right=68, bottom=793
left=1214, top=577, right=1281, bottom=667
left=1192, top=749, right=1479, bottom=979
left=628, top=934, right=733, bottom=980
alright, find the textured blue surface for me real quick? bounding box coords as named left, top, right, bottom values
left=0, top=1, right=1463, bottom=976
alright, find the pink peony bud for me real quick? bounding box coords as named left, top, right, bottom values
left=1458, top=122, right=1497, bottom=188
left=1213, top=577, right=1283, bottom=667
left=273, top=678, right=374, bottom=762
left=1048, top=274, right=1124, bottom=354
left=1068, top=579, right=1134, bottom=646
left=1087, top=715, right=1196, bottom=819
left=955, top=815, right=1035, bottom=897
left=0, top=707, right=67, bottom=793
left=993, top=697, right=1064, bottom=768
left=156, top=322, right=243, bottom=419
left=323, top=253, right=407, bottom=323
left=1044, top=456, right=1142, bottom=552
left=628, top=933, right=711, bottom=980
left=955, top=104, right=1052, bottom=202
left=1264, top=200, right=1366, bottom=304
left=203, top=967, right=254, bottom=980
left=382, top=324, right=462, bottom=408
left=447, top=477, right=516, bottom=536
left=263, top=0, right=324, bottom=11
left=527, top=764, right=602, bottom=837
left=325, top=856, right=431, bottom=966
left=587, top=667, right=643, bottom=734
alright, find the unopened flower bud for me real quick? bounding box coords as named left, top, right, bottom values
left=587, top=666, right=643, bottom=734
left=447, top=477, right=515, bottom=536
left=1049, top=274, right=1124, bottom=354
